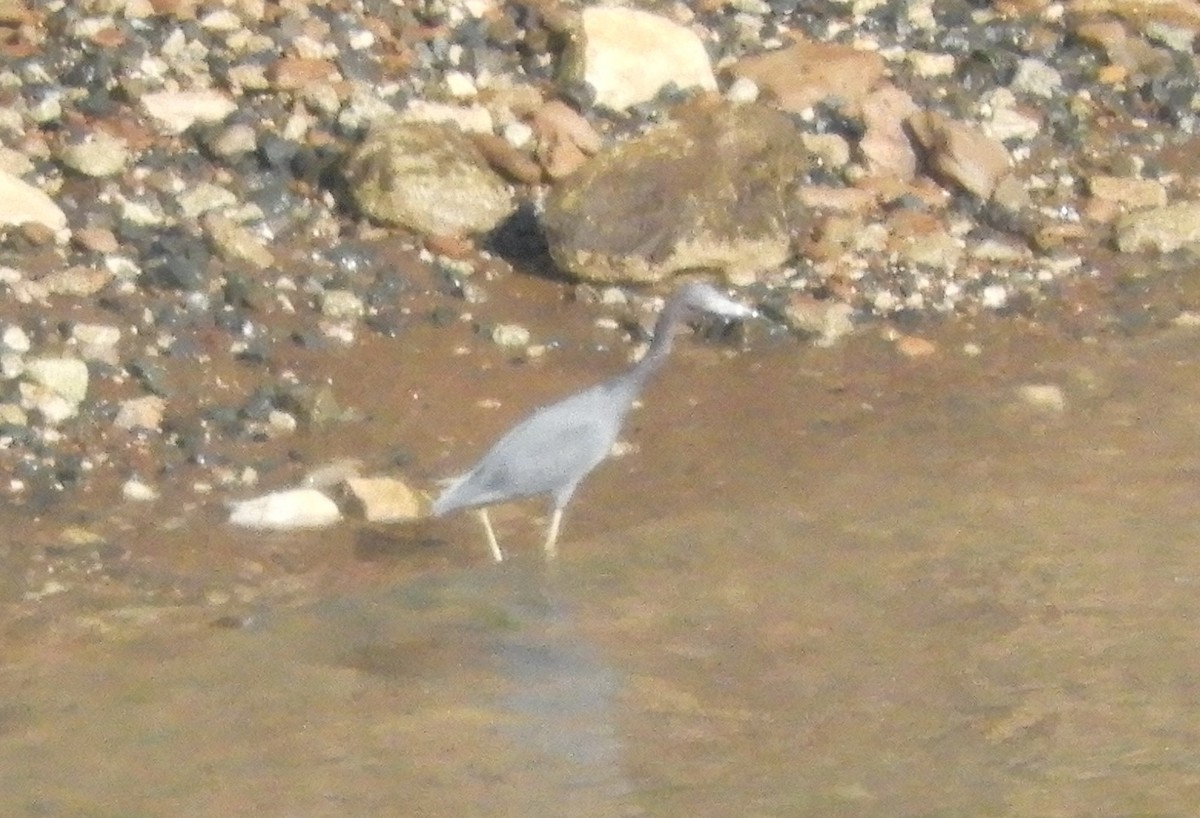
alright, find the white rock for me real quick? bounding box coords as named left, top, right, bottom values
left=573, top=6, right=717, bottom=111
left=724, top=76, right=760, bottom=103
left=24, top=357, right=89, bottom=404
left=491, top=323, right=531, bottom=347
left=19, top=384, right=77, bottom=424
left=1018, top=383, right=1067, bottom=413
left=1, top=325, right=30, bottom=353
left=984, top=107, right=1041, bottom=142
left=981, top=284, right=1008, bottom=309
left=140, top=90, right=237, bottom=135
left=1011, top=58, right=1062, bottom=98
left=0, top=169, right=68, bottom=233
left=502, top=121, right=534, bottom=149
left=1, top=354, right=23, bottom=379
left=227, top=488, right=342, bottom=530
left=399, top=100, right=494, bottom=133
left=122, top=477, right=160, bottom=502
left=444, top=70, right=477, bottom=98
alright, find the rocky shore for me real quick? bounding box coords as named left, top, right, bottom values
left=0, top=0, right=1198, bottom=612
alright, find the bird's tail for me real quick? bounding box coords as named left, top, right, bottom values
left=429, top=474, right=469, bottom=517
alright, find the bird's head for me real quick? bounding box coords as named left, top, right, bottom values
left=676, top=281, right=757, bottom=321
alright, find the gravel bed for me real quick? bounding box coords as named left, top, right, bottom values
left=0, top=0, right=1198, bottom=517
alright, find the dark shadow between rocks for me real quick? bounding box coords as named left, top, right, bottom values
left=485, top=201, right=563, bottom=282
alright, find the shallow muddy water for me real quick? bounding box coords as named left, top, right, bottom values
left=3, top=307, right=1200, bottom=816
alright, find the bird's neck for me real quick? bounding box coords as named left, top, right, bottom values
left=629, top=292, right=688, bottom=387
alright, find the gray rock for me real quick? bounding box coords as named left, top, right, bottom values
left=1115, top=202, right=1200, bottom=253
left=344, top=119, right=514, bottom=235
left=559, top=6, right=718, bottom=112
left=543, top=102, right=809, bottom=285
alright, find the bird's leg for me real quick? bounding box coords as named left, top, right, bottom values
left=543, top=506, right=563, bottom=559
left=477, top=508, right=504, bottom=562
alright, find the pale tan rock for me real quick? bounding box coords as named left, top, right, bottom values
left=1115, top=202, right=1200, bottom=253
left=1087, top=175, right=1168, bottom=210
left=894, top=334, right=938, bottom=358
left=561, top=6, right=717, bottom=111
left=40, top=267, right=113, bottom=297
left=115, top=395, right=167, bottom=431
left=269, top=56, right=341, bottom=90
left=798, top=186, right=878, bottom=215
left=345, top=476, right=424, bottom=523
left=58, top=131, right=130, bottom=178
left=345, top=119, right=514, bottom=235
left=0, top=169, right=67, bottom=232
left=800, top=133, right=851, bottom=169
left=781, top=295, right=856, bottom=346
left=203, top=213, right=275, bottom=269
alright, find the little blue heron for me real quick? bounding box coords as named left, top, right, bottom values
left=430, top=281, right=756, bottom=561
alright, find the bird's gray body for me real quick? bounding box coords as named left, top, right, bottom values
left=432, top=373, right=641, bottom=518
left=431, top=281, right=754, bottom=560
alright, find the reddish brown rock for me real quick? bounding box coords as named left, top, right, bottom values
left=859, top=85, right=921, bottom=181
left=729, top=38, right=886, bottom=116
left=73, top=227, right=120, bottom=255
left=532, top=100, right=603, bottom=180
left=471, top=133, right=543, bottom=184
left=1069, top=0, right=1200, bottom=34
left=269, top=57, right=340, bottom=91
left=906, top=110, right=1012, bottom=200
